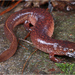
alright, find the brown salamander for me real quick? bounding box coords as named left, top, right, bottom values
left=0, top=8, right=75, bottom=62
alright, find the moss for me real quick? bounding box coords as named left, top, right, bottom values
left=55, top=63, right=75, bottom=74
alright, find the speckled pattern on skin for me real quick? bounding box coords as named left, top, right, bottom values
left=0, top=8, right=75, bottom=62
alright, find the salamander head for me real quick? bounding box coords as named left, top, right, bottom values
left=66, top=49, right=75, bottom=58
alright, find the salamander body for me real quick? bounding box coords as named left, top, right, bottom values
left=0, top=8, right=75, bottom=62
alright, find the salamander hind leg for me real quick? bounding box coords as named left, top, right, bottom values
left=49, top=52, right=62, bottom=63
left=24, top=19, right=31, bottom=31
left=24, top=20, right=34, bottom=32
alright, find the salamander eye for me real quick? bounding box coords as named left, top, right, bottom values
left=69, top=49, right=74, bottom=52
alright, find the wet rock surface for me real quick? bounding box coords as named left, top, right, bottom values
left=0, top=2, right=75, bottom=74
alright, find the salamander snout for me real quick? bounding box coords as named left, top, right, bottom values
left=66, top=49, right=75, bottom=58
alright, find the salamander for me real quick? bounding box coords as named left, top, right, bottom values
left=0, top=8, right=75, bottom=62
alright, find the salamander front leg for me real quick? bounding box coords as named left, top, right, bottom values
left=49, top=52, right=62, bottom=63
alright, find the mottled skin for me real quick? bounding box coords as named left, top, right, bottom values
left=0, top=8, right=75, bottom=62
